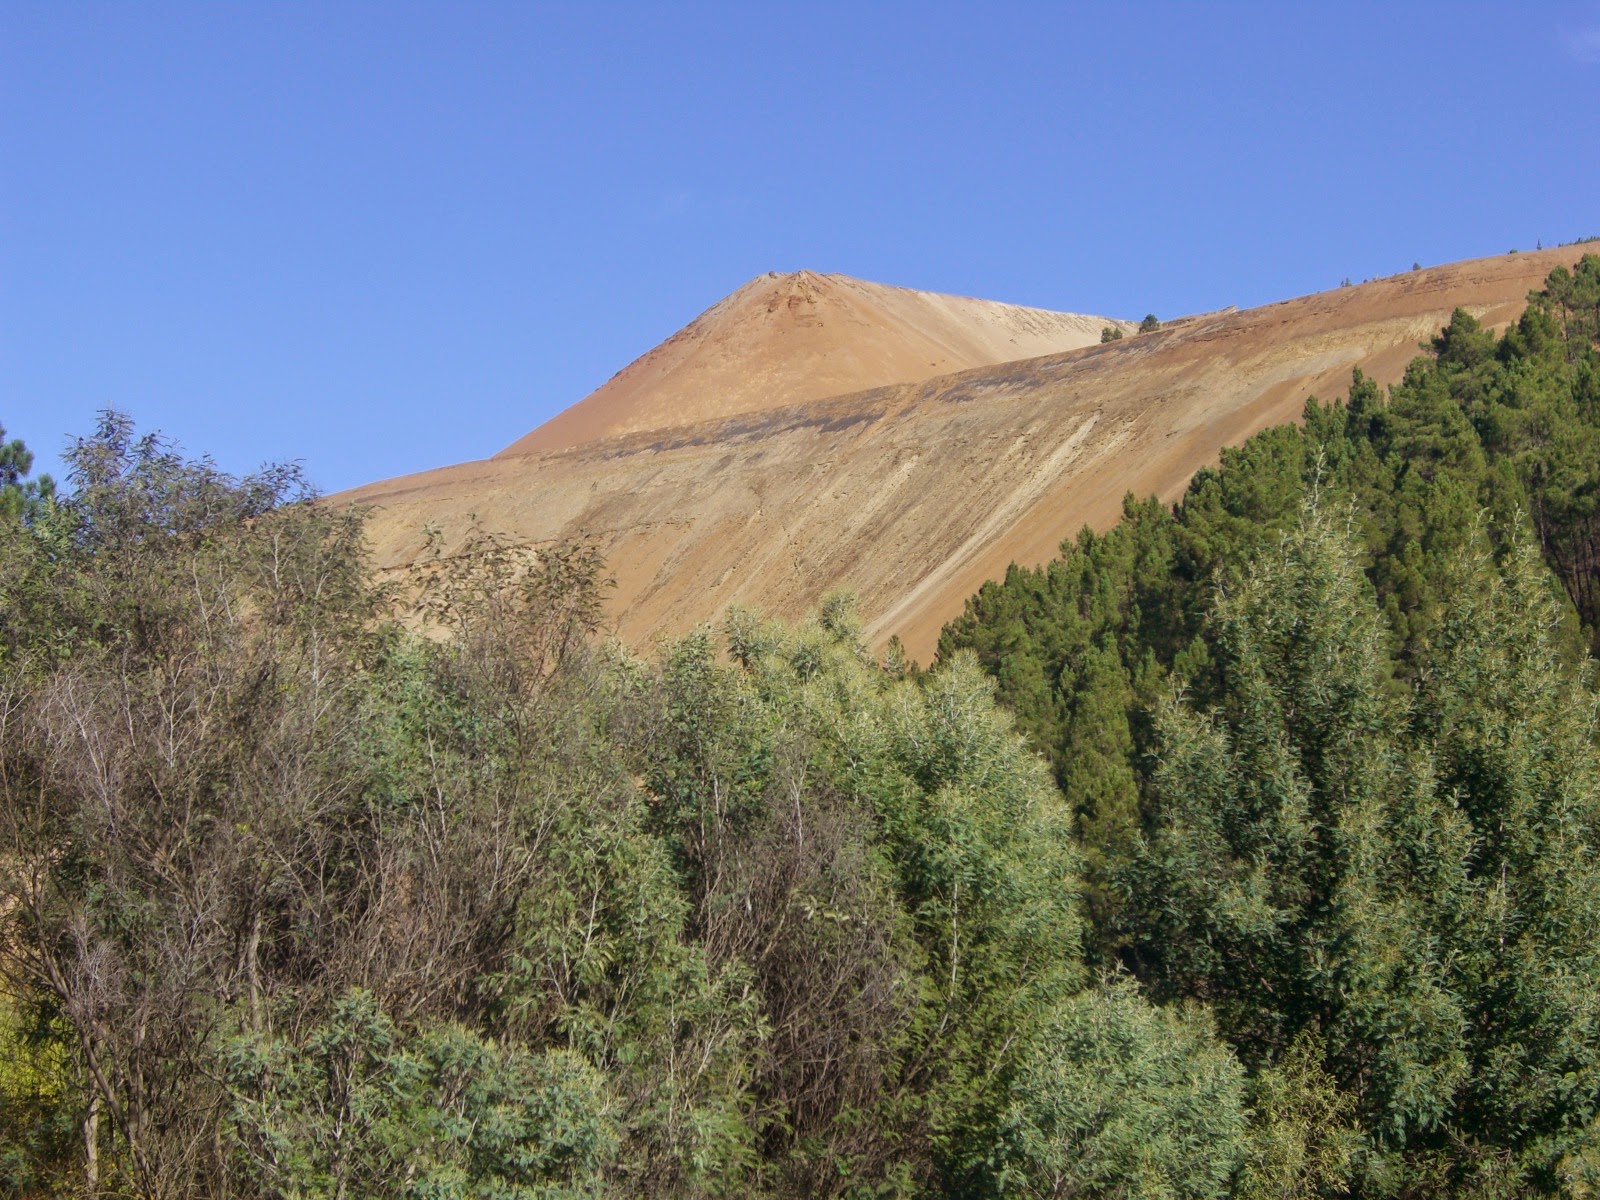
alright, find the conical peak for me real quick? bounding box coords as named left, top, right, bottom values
left=753, top=268, right=830, bottom=285
left=347, top=247, right=1577, bottom=665
left=757, top=269, right=835, bottom=314
left=497, top=270, right=1125, bottom=456
left=739, top=268, right=839, bottom=304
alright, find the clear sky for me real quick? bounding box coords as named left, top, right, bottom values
left=4, top=2, right=1598, bottom=494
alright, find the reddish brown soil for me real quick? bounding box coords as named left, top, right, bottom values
left=499, top=271, right=1129, bottom=454
left=338, top=249, right=1574, bottom=663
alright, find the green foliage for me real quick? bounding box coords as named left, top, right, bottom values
left=1530, top=252, right=1600, bottom=350
left=1060, top=642, right=1141, bottom=939
left=0, top=998, right=82, bottom=1197
left=16, top=260, right=1600, bottom=1198
left=943, top=259, right=1600, bottom=909
left=1234, top=1034, right=1360, bottom=1200
left=631, top=603, right=1086, bottom=1195
left=0, top=421, right=55, bottom=524
left=6, top=420, right=1204, bottom=1198
left=1410, top=535, right=1600, bottom=1187
left=999, top=976, right=1247, bottom=1200
left=1138, top=314, right=1161, bottom=333
left=1133, top=505, right=1476, bottom=1157
left=942, top=258, right=1600, bottom=1194
left=226, top=991, right=618, bottom=1200
left=1101, top=326, right=1125, bottom=343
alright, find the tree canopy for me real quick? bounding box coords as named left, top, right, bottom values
left=941, top=256, right=1600, bottom=1194
left=6, top=255, right=1600, bottom=1198
left=0, top=416, right=1258, bottom=1198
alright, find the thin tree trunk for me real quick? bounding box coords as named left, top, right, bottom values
left=245, top=909, right=263, bottom=1034
left=83, top=1091, right=101, bottom=1196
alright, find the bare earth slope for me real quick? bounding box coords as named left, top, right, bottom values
left=500, top=270, right=1132, bottom=454
left=342, top=249, right=1573, bottom=662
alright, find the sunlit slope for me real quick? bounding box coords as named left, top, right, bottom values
left=499, top=270, right=1130, bottom=454
left=341, top=249, right=1573, bottom=661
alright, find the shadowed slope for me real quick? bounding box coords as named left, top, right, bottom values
left=499, top=270, right=1130, bottom=454
left=341, top=249, right=1576, bottom=661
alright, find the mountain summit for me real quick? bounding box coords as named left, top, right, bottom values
left=342, top=248, right=1576, bottom=661
left=498, top=271, right=1128, bottom=455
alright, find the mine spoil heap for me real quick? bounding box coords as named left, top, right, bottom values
left=338, top=249, right=1575, bottom=661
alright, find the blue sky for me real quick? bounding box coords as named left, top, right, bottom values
left=4, top=2, right=1598, bottom=494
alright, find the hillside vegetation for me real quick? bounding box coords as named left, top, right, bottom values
left=1, top=423, right=1235, bottom=1199
left=942, top=254, right=1600, bottom=1194
left=0, top=255, right=1596, bottom=1198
